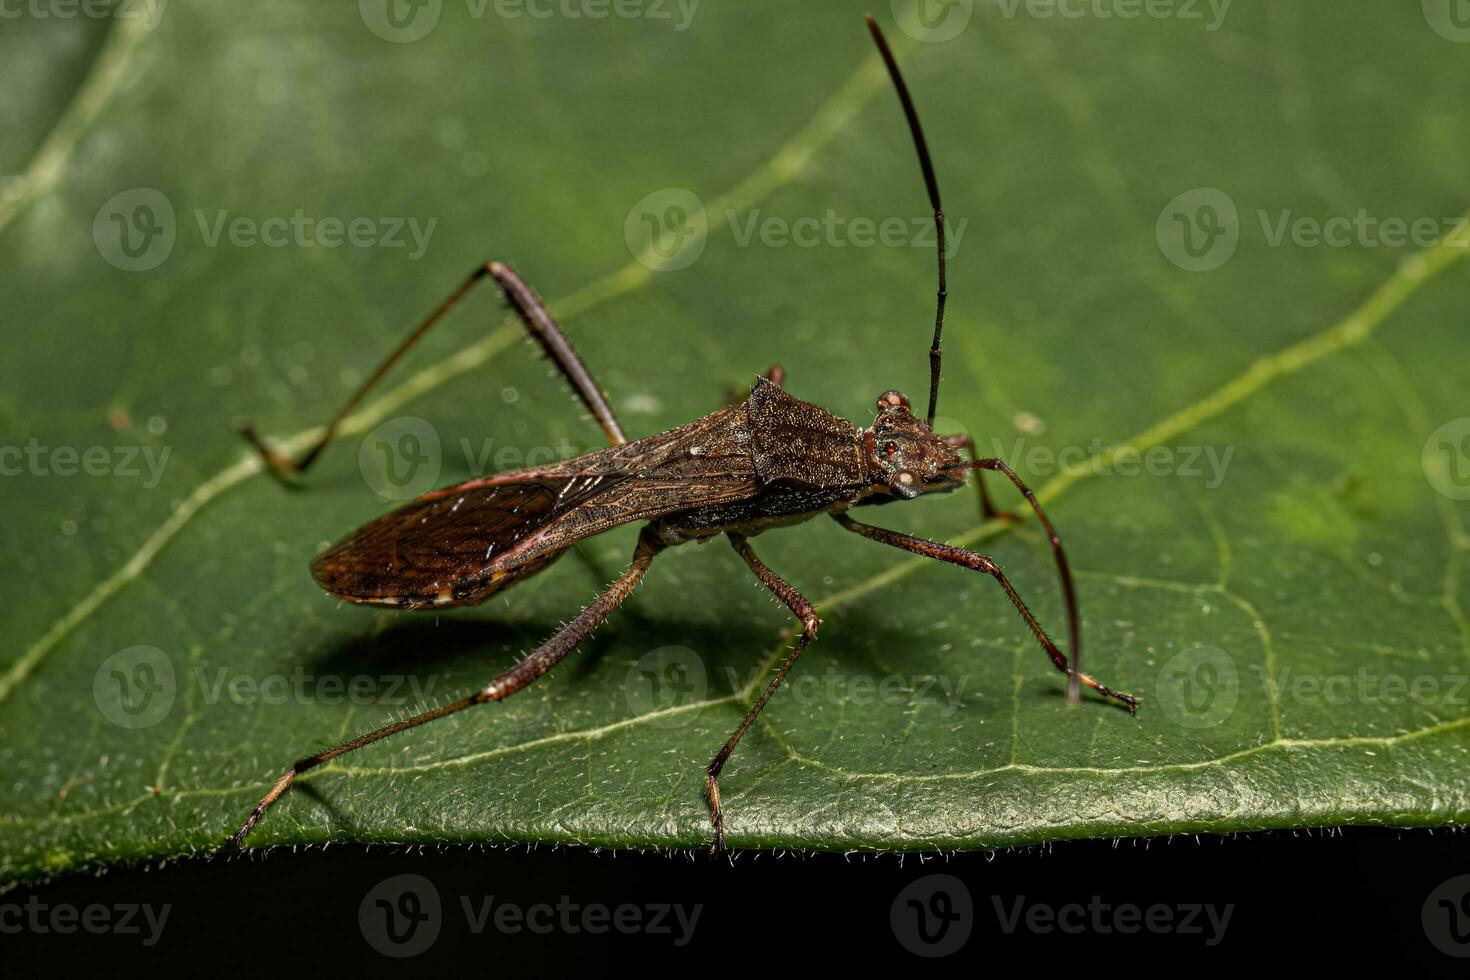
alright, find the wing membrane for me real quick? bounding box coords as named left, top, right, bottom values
left=311, top=474, right=625, bottom=608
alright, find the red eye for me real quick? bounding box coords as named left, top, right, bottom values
left=884, top=442, right=898, bottom=456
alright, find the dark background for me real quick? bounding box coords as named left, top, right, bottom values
left=5, top=828, right=1467, bottom=969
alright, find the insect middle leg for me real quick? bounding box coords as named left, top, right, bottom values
left=831, top=513, right=1137, bottom=712
left=230, top=526, right=665, bottom=848
left=705, top=532, right=819, bottom=853
left=242, top=261, right=628, bottom=476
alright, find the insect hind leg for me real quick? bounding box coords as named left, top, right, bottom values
left=241, top=261, right=629, bottom=478
left=705, top=532, right=818, bottom=853
left=230, top=526, right=664, bottom=848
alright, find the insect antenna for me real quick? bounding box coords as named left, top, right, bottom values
left=866, top=14, right=947, bottom=428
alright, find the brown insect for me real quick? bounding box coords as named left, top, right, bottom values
left=230, top=16, right=1138, bottom=853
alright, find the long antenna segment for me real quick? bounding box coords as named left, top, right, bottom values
left=865, top=14, right=947, bottom=428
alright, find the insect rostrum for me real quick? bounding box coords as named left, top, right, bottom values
left=231, top=16, right=1138, bottom=855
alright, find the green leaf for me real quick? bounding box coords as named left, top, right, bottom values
left=3, top=2, right=1469, bottom=883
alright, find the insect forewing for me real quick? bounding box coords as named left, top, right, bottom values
left=311, top=403, right=765, bottom=609
left=311, top=475, right=627, bottom=608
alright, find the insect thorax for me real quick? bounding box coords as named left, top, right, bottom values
left=746, top=376, right=868, bottom=489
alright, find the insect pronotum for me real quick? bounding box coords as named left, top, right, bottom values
left=231, top=16, right=1139, bottom=853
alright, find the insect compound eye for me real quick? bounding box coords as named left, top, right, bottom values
left=876, top=390, right=911, bottom=413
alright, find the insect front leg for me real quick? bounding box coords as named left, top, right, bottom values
left=241, top=261, right=628, bottom=477
left=943, top=433, right=1014, bottom=523
left=230, top=527, right=664, bottom=848
left=706, top=532, right=819, bottom=854
left=831, top=513, right=1138, bottom=712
